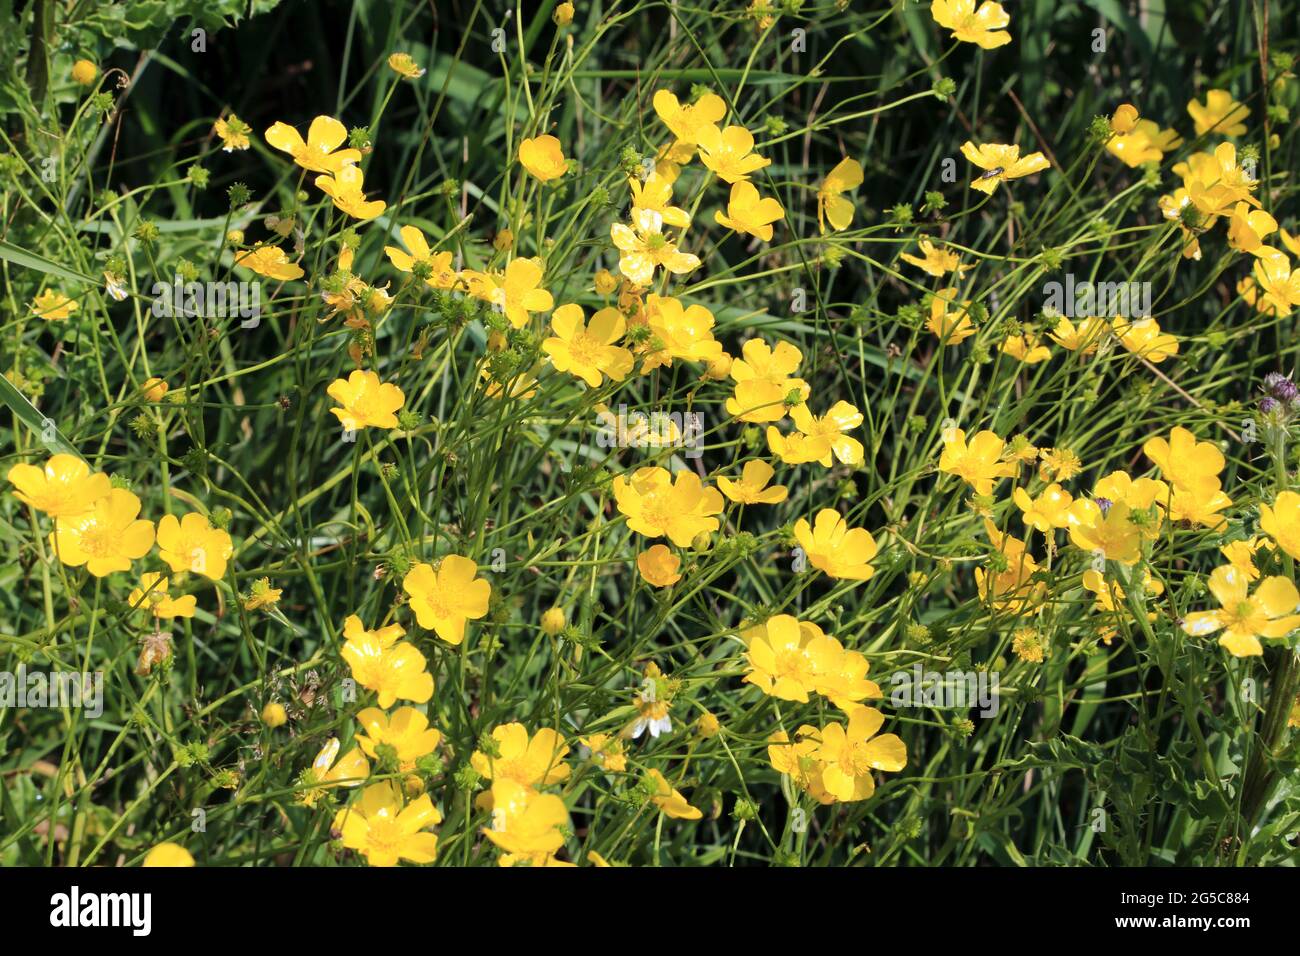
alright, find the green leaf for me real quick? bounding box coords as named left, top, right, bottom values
left=0, top=373, right=83, bottom=461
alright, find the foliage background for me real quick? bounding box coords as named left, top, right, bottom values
left=1, top=0, right=1298, bottom=866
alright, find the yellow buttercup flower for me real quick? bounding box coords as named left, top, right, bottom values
left=518, top=135, right=568, bottom=181
left=1142, top=426, right=1224, bottom=495
left=637, top=544, right=682, bottom=587
left=340, top=614, right=434, bottom=708
left=715, top=180, right=783, bottom=241
left=717, top=460, right=788, bottom=505
left=401, top=555, right=491, bottom=645
left=1092, top=470, right=1169, bottom=516
left=387, top=52, right=426, bottom=79
left=142, top=843, right=194, bottom=867
left=1187, top=89, right=1249, bottom=137
left=1165, top=483, right=1233, bottom=530
left=742, top=614, right=880, bottom=708
left=901, top=239, right=971, bottom=277
left=938, top=428, right=1018, bottom=496
left=129, top=572, right=197, bottom=619
left=1260, top=491, right=1300, bottom=560
left=1103, top=105, right=1177, bottom=164
left=156, top=511, right=233, bottom=580
left=646, top=769, right=702, bottom=820
left=817, top=157, right=863, bottom=233
left=725, top=337, right=809, bottom=422
left=652, top=89, right=726, bottom=154
left=629, top=171, right=691, bottom=228
left=472, top=723, right=571, bottom=787
left=960, top=141, right=1049, bottom=194
left=383, top=225, right=458, bottom=288
left=1112, top=316, right=1178, bottom=363
left=466, top=257, right=554, bottom=328
left=1047, top=315, right=1106, bottom=354
left=1012, top=483, right=1073, bottom=532
left=315, top=164, right=386, bottom=220
left=698, top=125, right=770, bottom=183
left=7, top=454, right=111, bottom=518
left=1182, top=565, right=1300, bottom=657
left=768, top=726, right=834, bottom=805
left=213, top=114, right=251, bottom=151
left=1227, top=203, right=1278, bottom=254
left=50, top=488, right=154, bottom=577
left=808, top=707, right=907, bottom=802
left=1252, top=252, right=1300, bottom=315
left=1038, top=447, right=1082, bottom=482
left=1111, top=104, right=1140, bottom=134
left=930, top=0, right=1011, bottom=49
left=542, top=304, right=633, bottom=387
left=611, top=208, right=701, bottom=287
left=244, top=576, right=282, bottom=611
left=927, top=287, right=977, bottom=344
left=264, top=115, right=361, bottom=173
left=580, top=733, right=627, bottom=772
left=355, top=707, right=442, bottom=769
left=767, top=400, right=864, bottom=467
left=1221, top=537, right=1272, bottom=581
left=638, top=294, right=724, bottom=372
left=299, top=737, right=370, bottom=806
left=483, top=779, right=569, bottom=863
left=234, top=244, right=305, bottom=281
left=327, top=369, right=405, bottom=430
left=613, top=467, right=724, bottom=546
left=1001, top=332, right=1051, bottom=364
left=793, top=507, right=878, bottom=580
left=1067, top=499, right=1142, bottom=565
left=1179, top=143, right=1259, bottom=217
left=333, top=781, right=440, bottom=866
left=31, top=289, right=78, bottom=321
left=976, top=519, right=1046, bottom=612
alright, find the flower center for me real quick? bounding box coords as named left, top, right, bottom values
left=566, top=331, right=603, bottom=366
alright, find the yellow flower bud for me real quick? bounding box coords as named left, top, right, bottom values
left=142, top=377, right=169, bottom=402
left=261, top=701, right=288, bottom=728
left=1111, top=103, right=1139, bottom=134
left=554, top=2, right=575, bottom=26
left=541, top=606, right=566, bottom=636
left=143, top=842, right=195, bottom=867
left=704, top=352, right=732, bottom=380
left=493, top=228, right=514, bottom=251
left=71, top=59, right=98, bottom=86
left=594, top=268, right=618, bottom=295
left=226, top=229, right=245, bottom=245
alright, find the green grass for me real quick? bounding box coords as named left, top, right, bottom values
left=0, top=0, right=1298, bottom=867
